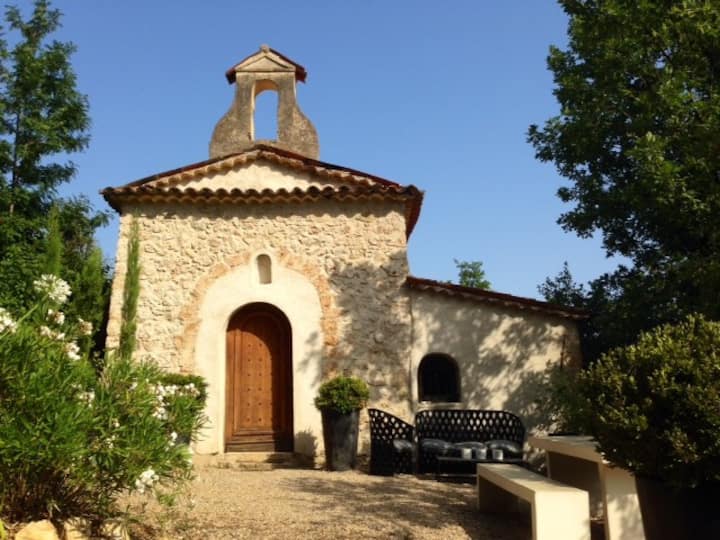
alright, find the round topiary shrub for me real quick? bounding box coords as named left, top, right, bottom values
left=314, top=375, right=369, bottom=414
left=580, top=314, right=720, bottom=489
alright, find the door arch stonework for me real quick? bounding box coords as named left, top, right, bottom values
left=190, top=256, right=324, bottom=456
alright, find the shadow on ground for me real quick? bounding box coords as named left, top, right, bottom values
left=279, top=471, right=531, bottom=540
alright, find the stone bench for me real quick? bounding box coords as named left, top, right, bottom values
left=476, top=463, right=590, bottom=540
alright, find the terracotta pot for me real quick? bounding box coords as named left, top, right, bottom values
left=635, top=477, right=720, bottom=540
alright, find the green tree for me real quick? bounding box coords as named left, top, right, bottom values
left=0, top=1, right=109, bottom=328
left=43, top=206, right=62, bottom=276
left=529, top=1, right=720, bottom=357
left=538, top=262, right=586, bottom=308
left=2, top=0, right=89, bottom=212
left=454, top=259, right=491, bottom=289
left=119, top=220, right=140, bottom=361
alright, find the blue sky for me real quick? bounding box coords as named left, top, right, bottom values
left=45, top=0, right=620, bottom=300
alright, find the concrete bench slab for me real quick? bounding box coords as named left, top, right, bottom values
left=477, top=463, right=590, bottom=540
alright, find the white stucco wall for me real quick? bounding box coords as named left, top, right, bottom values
left=408, top=289, right=582, bottom=432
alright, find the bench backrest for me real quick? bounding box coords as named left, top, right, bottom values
left=368, top=408, right=415, bottom=443
left=415, top=409, right=525, bottom=444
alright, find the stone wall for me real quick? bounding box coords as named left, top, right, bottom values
left=106, top=198, right=414, bottom=454
left=105, top=176, right=584, bottom=454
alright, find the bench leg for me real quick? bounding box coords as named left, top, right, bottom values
left=600, top=464, right=645, bottom=540
left=477, top=475, right=520, bottom=513
left=532, top=491, right=590, bottom=540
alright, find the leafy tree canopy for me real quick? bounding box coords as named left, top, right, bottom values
left=0, top=1, right=109, bottom=337
left=454, top=259, right=491, bottom=290
left=529, top=0, right=720, bottom=266
left=531, top=1, right=720, bottom=358
left=1, top=0, right=89, bottom=207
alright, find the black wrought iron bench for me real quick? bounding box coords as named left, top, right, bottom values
left=415, top=409, right=525, bottom=474
left=368, top=408, right=415, bottom=476
left=368, top=408, right=526, bottom=476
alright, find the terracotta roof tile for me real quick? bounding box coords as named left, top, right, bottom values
left=405, top=276, right=590, bottom=320
left=103, top=144, right=403, bottom=191
left=102, top=184, right=423, bottom=238
left=101, top=144, right=424, bottom=238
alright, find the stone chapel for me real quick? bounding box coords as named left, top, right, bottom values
left=102, top=46, right=586, bottom=459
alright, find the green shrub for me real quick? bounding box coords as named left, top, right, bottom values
left=314, top=376, right=369, bottom=414
left=0, top=275, right=207, bottom=530
left=535, top=363, right=594, bottom=435
left=579, top=314, right=720, bottom=488
left=156, top=373, right=208, bottom=443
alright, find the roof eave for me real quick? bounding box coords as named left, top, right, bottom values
left=404, top=276, right=590, bottom=321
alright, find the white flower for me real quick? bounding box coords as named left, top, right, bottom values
left=135, top=468, right=159, bottom=494
left=39, top=325, right=54, bottom=338
left=152, top=406, right=167, bottom=420
left=47, top=309, right=65, bottom=326
left=65, top=341, right=81, bottom=361
left=129, top=381, right=138, bottom=391
left=33, top=274, right=71, bottom=304
left=142, top=469, right=159, bottom=483
left=77, top=390, right=95, bottom=407
left=77, top=318, right=93, bottom=336
left=154, top=384, right=179, bottom=399
left=170, top=431, right=178, bottom=444
left=0, top=307, right=17, bottom=334
left=39, top=326, right=66, bottom=341
left=112, top=418, right=120, bottom=429
left=185, top=383, right=200, bottom=396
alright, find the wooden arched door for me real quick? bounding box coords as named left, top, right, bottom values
left=225, top=303, right=293, bottom=452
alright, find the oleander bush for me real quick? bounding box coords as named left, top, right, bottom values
left=156, top=372, right=208, bottom=443
left=0, top=274, right=207, bottom=531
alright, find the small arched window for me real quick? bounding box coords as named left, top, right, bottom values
left=257, top=254, right=272, bottom=284
left=418, top=354, right=460, bottom=402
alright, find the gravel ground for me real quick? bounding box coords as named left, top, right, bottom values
left=128, top=465, right=531, bottom=540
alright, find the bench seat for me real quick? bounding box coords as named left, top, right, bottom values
left=416, top=409, right=525, bottom=473
left=476, top=463, right=590, bottom=540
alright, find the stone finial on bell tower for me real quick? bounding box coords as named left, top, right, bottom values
left=209, top=45, right=320, bottom=159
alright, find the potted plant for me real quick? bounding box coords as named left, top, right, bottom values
left=314, top=375, right=369, bottom=471
left=576, top=314, right=720, bottom=540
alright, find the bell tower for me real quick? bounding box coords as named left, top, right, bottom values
left=209, top=45, right=319, bottom=159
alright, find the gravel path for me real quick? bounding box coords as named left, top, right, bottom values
left=130, top=466, right=531, bottom=540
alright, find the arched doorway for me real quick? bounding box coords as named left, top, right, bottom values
left=225, top=302, right=293, bottom=452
